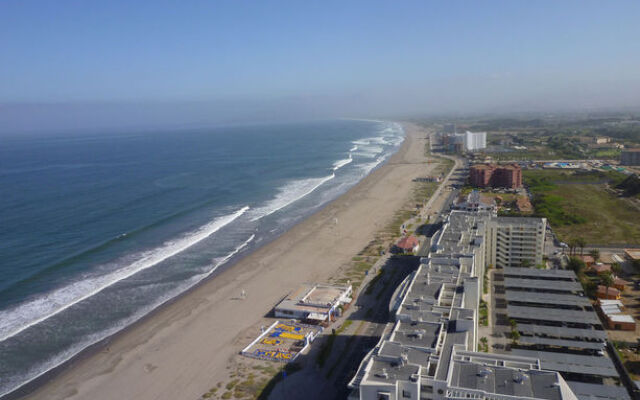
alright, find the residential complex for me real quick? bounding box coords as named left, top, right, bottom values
left=470, top=164, right=523, bottom=189
left=348, top=210, right=630, bottom=400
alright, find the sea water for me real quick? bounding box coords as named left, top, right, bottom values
left=0, top=119, right=404, bottom=396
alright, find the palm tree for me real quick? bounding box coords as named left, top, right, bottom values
left=601, top=271, right=615, bottom=297
left=589, top=248, right=600, bottom=262
left=568, top=239, right=578, bottom=256
left=576, top=237, right=586, bottom=256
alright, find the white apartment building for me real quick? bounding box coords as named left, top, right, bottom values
left=485, top=217, right=547, bottom=268
left=464, top=131, right=487, bottom=152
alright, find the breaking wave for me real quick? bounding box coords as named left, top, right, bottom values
left=0, top=206, right=250, bottom=343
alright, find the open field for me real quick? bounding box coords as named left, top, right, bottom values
left=523, top=170, right=640, bottom=244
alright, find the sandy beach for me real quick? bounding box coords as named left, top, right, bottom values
left=22, top=123, right=432, bottom=400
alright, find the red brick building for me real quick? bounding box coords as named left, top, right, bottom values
left=469, top=164, right=522, bottom=189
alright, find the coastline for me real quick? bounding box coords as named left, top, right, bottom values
left=14, top=122, right=430, bottom=400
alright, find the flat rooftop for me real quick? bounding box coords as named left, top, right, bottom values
left=507, top=305, right=601, bottom=325
left=518, top=336, right=605, bottom=350
left=366, top=359, right=420, bottom=384
left=505, top=291, right=591, bottom=307
left=503, top=267, right=577, bottom=279
left=449, top=361, right=563, bottom=400
left=567, top=381, right=631, bottom=400
left=516, top=323, right=607, bottom=341
left=512, top=349, right=618, bottom=377
left=504, top=277, right=583, bottom=292
left=390, top=320, right=441, bottom=350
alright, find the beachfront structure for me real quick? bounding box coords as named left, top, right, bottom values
left=273, top=283, right=352, bottom=323
left=348, top=210, right=630, bottom=400
left=470, top=163, right=523, bottom=189
left=620, top=149, right=640, bottom=166
left=240, top=320, right=322, bottom=362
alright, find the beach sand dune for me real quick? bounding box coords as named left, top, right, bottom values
left=24, top=123, right=431, bottom=400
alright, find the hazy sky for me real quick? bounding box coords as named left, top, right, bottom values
left=2, top=1, right=640, bottom=132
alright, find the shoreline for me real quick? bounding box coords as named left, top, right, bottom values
left=12, top=122, right=430, bottom=400
left=1, top=124, right=402, bottom=400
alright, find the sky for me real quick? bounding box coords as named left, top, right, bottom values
left=1, top=1, right=640, bottom=133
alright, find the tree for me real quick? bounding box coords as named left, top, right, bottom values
left=568, top=257, right=586, bottom=276
left=576, top=237, right=586, bottom=256
left=601, top=271, right=614, bottom=295
left=568, top=239, right=578, bottom=256
left=589, top=249, right=600, bottom=262
left=612, top=262, right=622, bottom=275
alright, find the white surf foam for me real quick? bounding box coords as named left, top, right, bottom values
left=207, top=234, right=255, bottom=276
left=0, top=231, right=257, bottom=398
left=353, top=145, right=384, bottom=158
left=332, top=156, right=353, bottom=171
left=250, top=174, right=335, bottom=221
left=0, top=206, right=250, bottom=344
left=359, top=155, right=387, bottom=175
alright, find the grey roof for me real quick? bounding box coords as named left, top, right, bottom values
left=367, top=358, right=420, bottom=383
left=507, top=305, right=601, bottom=325
left=503, top=267, right=577, bottom=279
left=391, top=321, right=441, bottom=349
left=378, top=341, right=432, bottom=366
left=518, top=336, right=606, bottom=350
left=566, top=381, right=631, bottom=400
left=449, top=361, right=563, bottom=400
left=517, top=323, right=607, bottom=341
left=504, top=277, right=584, bottom=292
left=512, top=349, right=618, bottom=377
left=435, top=328, right=468, bottom=381
left=505, top=291, right=591, bottom=307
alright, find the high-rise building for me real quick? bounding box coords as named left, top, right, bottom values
left=441, top=131, right=487, bottom=153
left=464, top=131, right=486, bottom=152
left=485, top=216, right=547, bottom=268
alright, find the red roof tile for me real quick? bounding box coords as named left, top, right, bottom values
left=396, top=235, right=419, bottom=250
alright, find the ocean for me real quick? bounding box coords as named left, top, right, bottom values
left=0, top=119, right=404, bottom=397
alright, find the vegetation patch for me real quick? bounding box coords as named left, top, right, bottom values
left=523, top=170, right=640, bottom=243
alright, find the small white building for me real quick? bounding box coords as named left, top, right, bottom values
left=274, top=283, right=352, bottom=323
